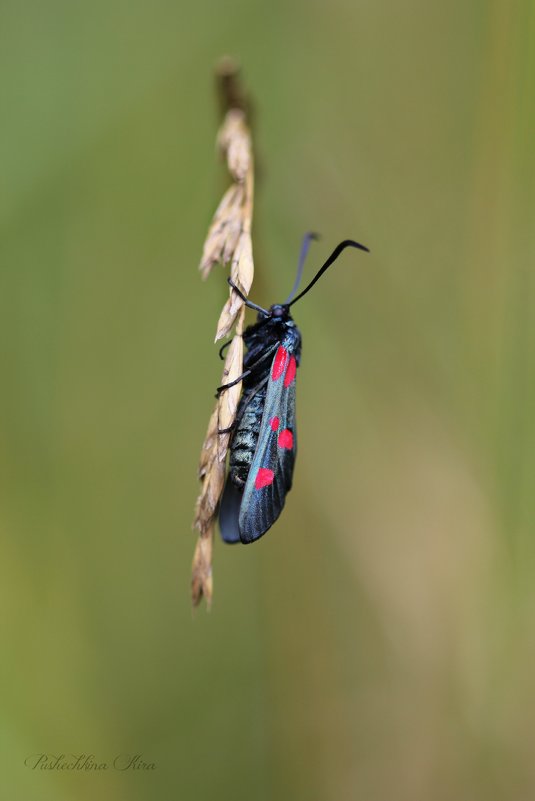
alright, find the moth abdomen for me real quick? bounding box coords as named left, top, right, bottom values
left=229, top=388, right=267, bottom=488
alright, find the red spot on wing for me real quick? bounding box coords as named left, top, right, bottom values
left=278, top=429, right=294, bottom=449
left=270, top=416, right=280, bottom=431
left=283, top=355, right=297, bottom=387
left=255, top=468, right=274, bottom=489
left=272, top=347, right=288, bottom=381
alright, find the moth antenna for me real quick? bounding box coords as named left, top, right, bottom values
left=284, top=232, right=320, bottom=304
left=288, top=239, right=370, bottom=307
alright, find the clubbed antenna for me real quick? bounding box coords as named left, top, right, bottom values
left=284, top=232, right=320, bottom=304
left=288, top=239, right=370, bottom=307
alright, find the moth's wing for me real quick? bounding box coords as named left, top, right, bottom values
left=238, top=346, right=298, bottom=544
left=219, top=476, right=242, bottom=543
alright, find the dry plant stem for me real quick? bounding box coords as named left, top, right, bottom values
left=192, top=60, right=255, bottom=607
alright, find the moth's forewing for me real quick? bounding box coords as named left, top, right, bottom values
left=238, top=341, right=298, bottom=543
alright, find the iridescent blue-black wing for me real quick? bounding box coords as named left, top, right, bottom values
left=238, top=342, right=298, bottom=543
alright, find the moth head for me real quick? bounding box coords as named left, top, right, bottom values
left=269, top=303, right=290, bottom=320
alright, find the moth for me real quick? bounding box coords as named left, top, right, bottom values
left=218, top=235, right=369, bottom=544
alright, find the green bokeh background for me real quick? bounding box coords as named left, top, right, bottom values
left=1, top=1, right=534, bottom=799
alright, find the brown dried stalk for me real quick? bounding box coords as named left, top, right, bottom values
left=192, top=59, right=255, bottom=608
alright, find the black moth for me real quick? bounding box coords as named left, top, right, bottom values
left=218, top=235, right=369, bottom=544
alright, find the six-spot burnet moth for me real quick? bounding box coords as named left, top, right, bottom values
left=217, top=234, right=369, bottom=544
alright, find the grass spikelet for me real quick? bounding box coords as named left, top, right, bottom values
left=191, top=529, right=213, bottom=609
left=216, top=307, right=245, bottom=461
left=191, top=59, right=256, bottom=608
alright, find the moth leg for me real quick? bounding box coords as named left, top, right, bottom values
left=218, top=340, right=232, bottom=360
left=217, top=376, right=269, bottom=434
left=227, top=278, right=269, bottom=316
left=216, top=369, right=251, bottom=397
left=215, top=343, right=278, bottom=398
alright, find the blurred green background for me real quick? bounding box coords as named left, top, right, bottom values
left=1, top=0, right=534, bottom=799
